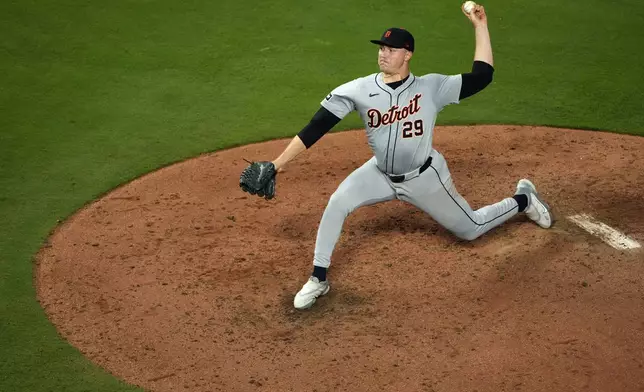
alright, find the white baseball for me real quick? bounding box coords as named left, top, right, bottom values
left=463, top=1, right=477, bottom=14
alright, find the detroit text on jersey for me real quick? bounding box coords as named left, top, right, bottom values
left=367, top=93, right=422, bottom=129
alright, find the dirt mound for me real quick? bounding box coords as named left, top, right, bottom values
left=36, top=126, right=644, bottom=392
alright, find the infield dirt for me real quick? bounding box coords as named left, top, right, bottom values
left=36, top=125, right=644, bottom=392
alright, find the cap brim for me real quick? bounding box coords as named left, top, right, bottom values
left=369, top=40, right=404, bottom=49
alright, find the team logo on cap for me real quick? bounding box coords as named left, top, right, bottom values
left=384, top=30, right=391, bottom=38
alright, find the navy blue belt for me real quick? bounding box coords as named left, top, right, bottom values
left=387, top=156, right=433, bottom=183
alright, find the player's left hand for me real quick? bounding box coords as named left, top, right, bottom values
left=462, top=3, right=488, bottom=28
left=240, top=161, right=277, bottom=200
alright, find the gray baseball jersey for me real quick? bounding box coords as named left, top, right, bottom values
left=310, top=71, right=521, bottom=269
left=321, top=72, right=461, bottom=175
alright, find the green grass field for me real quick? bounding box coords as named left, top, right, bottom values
left=1, top=0, right=643, bottom=390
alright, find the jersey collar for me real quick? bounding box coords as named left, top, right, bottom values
left=375, top=72, right=416, bottom=95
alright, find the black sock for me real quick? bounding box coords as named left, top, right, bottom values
left=513, top=194, right=528, bottom=212
left=312, top=266, right=327, bottom=282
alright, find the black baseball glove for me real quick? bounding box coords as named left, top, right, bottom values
left=240, top=161, right=277, bottom=200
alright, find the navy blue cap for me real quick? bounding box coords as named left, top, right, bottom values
left=370, top=27, right=415, bottom=52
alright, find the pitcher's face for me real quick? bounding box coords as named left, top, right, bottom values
left=377, top=45, right=411, bottom=73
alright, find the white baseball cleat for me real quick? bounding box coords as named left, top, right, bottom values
left=293, top=276, right=330, bottom=309
left=515, top=179, right=553, bottom=228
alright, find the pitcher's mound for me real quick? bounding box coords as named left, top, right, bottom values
left=36, top=125, right=644, bottom=392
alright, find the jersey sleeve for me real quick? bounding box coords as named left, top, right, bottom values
left=320, top=79, right=359, bottom=119
left=422, top=74, right=463, bottom=110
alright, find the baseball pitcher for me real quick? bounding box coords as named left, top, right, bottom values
left=239, top=4, right=553, bottom=309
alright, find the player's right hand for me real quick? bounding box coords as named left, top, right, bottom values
left=462, top=4, right=488, bottom=28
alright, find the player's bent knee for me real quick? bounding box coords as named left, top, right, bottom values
left=453, top=230, right=481, bottom=241
left=327, top=191, right=358, bottom=215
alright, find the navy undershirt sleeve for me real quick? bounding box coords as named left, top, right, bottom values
left=297, top=107, right=342, bottom=148
left=459, top=61, right=494, bottom=100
